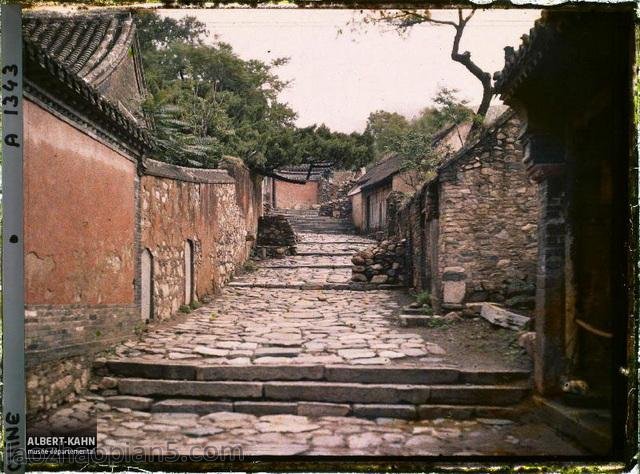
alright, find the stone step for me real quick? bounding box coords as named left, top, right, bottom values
left=401, top=306, right=430, bottom=314
left=295, top=229, right=353, bottom=235
left=114, top=378, right=530, bottom=406
left=296, top=252, right=355, bottom=257
left=226, top=282, right=404, bottom=291
left=289, top=220, right=352, bottom=225
left=300, top=241, right=374, bottom=245
left=257, top=264, right=352, bottom=269
left=531, top=395, right=611, bottom=455
left=104, top=395, right=526, bottom=420
left=103, top=360, right=531, bottom=385
left=292, top=227, right=355, bottom=232
left=399, top=314, right=443, bottom=327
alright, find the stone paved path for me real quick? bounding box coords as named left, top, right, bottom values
left=34, top=211, right=588, bottom=456
left=32, top=395, right=585, bottom=457
left=113, top=287, right=450, bottom=366
left=112, top=225, right=451, bottom=366
left=96, top=409, right=584, bottom=456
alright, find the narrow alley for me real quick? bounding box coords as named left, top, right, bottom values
left=33, top=211, right=588, bottom=456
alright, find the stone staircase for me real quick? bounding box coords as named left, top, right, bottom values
left=97, top=359, right=532, bottom=420
left=275, top=208, right=356, bottom=235
left=94, top=207, right=534, bottom=426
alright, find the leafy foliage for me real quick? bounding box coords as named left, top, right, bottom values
left=365, top=88, right=473, bottom=186
left=135, top=11, right=373, bottom=172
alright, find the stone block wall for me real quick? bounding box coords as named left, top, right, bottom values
left=140, top=159, right=260, bottom=321
left=351, top=238, right=407, bottom=284
left=318, top=174, right=358, bottom=219
left=436, top=113, right=538, bottom=306
left=253, top=215, right=298, bottom=258
left=385, top=111, right=539, bottom=309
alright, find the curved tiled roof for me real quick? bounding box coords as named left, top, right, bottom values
left=23, top=12, right=135, bottom=88
left=356, top=153, right=405, bottom=191
left=23, top=11, right=151, bottom=152
left=275, top=162, right=333, bottom=181
left=492, top=11, right=558, bottom=99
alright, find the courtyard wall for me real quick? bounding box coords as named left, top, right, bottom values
left=24, top=99, right=139, bottom=414
left=140, top=159, right=260, bottom=321
left=24, top=102, right=261, bottom=415
left=274, top=180, right=318, bottom=209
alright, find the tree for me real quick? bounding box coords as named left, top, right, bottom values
left=135, top=11, right=373, bottom=175
left=133, top=10, right=207, bottom=53
left=364, top=111, right=410, bottom=159
left=365, top=87, right=473, bottom=188
left=358, top=9, right=492, bottom=127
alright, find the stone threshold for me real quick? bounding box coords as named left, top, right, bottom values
left=532, top=395, right=611, bottom=455
left=227, top=282, right=405, bottom=291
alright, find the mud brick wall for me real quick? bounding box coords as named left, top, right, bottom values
left=23, top=100, right=140, bottom=414
left=141, top=159, right=261, bottom=321
left=274, top=180, right=318, bottom=209
left=436, top=114, right=538, bottom=305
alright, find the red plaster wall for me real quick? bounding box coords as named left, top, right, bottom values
left=24, top=100, right=136, bottom=305
left=274, top=180, right=318, bottom=209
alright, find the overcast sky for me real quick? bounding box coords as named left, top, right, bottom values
left=163, top=9, right=541, bottom=133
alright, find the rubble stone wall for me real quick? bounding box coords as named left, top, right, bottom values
left=351, top=238, right=407, bottom=285
left=437, top=114, right=538, bottom=306
left=253, top=214, right=298, bottom=259
left=141, top=159, right=261, bottom=321
left=319, top=175, right=358, bottom=219
left=387, top=113, right=539, bottom=308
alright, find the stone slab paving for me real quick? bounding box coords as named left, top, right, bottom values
left=297, top=242, right=371, bottom=254
left=258, top=255, right=352, bottom=267
left=296, top=232, right=376, bottom=244
left=30, top=397, right=587, bottom=457
left=112, top=287, right=453, bottom=366
left=232, top=267, right=353, bottom=286
left=46, top=214, right=583, bottom=456
left=95, top=409, right=586, bottom=456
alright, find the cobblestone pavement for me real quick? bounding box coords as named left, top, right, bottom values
left=297, top=233, right=375, bottom=244
left=112, top=287, right=450, bottom=366
left=297, top=241, right=367, bottom=254
left=109, top=226, right=464, bottom=365
left=258, top=255, right=351, bottom=267
left=232, top=268, right=353, bottom=286
left=97, top=409, right=584, bottom=456
left=32, top=396, right=585, bottom=456
left=37, top=218, right=588, bottom=456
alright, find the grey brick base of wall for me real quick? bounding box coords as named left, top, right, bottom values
left=25, top=303, right=138, bottom=416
